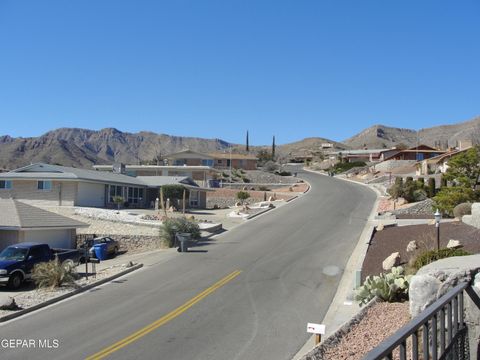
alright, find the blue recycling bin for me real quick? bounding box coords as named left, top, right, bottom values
left=93, top=243, right=108, bottom=260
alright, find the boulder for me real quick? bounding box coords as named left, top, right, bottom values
left=396, top=197, right=407, bottom=206
left=446, top=239, right=462, bottom=249
left=376, top=223, right=384, bottom=231
left=382, top=252, right=400, bottom=271
left=406, top=240, right=417, bottom=252
left=463, top=202, right=480, bottom=228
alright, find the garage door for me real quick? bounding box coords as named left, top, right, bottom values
left=23, top=229, right=73, bottom=249
left=77, top=182, right=106, bottom=207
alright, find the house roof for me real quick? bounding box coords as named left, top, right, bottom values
left=422, top=147, right=472, bottom=165
left=209, top=153, right=257, bottom=160
left=165, top=150, right=215, bottom=159
left=0, top=199, right=88, bottom=230
left=136, top=176, right=213, bottom=191
left=0, top=163, right=145, bottom=186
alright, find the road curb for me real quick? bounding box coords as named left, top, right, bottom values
left=0, top=263, right=144, bottom=323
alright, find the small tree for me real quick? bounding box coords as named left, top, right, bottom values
left=443, top=146, right=480, bottom=189
left=272, top=135, right=276, bottom=160
left=433, top=186, right=476, bottom=216
left=112, top=196, right=124, bottom=211
left=427, top=178, right=436, bottom=197
left=161, top=185, right=189, bottom=209
left=236, top=191, right=250, bottom=205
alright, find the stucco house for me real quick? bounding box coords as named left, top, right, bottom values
left=0, top=163, right=210, bottom=209
left=165, top=149, right=257, bottom=170
left=0, top=199, right=88, bottom=250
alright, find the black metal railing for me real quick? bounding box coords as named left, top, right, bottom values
left=364, top=281, right=480, bottom=360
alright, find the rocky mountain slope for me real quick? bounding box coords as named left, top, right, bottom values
left=0, top=128, right=230, bottom=170
left=343, top=116, right=480, bottom=149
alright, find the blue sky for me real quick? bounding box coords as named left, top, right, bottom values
left=0, top=1, right=479, bottom=145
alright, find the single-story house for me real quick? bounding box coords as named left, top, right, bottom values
left=208, top=153, right=257, bottom=170
left=92, top=164, right=217, bottom=187
left=0, top=199, right=88, bottom=250
left=165, top=149, right=257, bottom=170
left=383, top=145, right=445, bottom=161
left=0, top=163, right=210, bottom=209
left=334, top=148, right=400, bottom=163
left=416, top=147, right=472, bottom=176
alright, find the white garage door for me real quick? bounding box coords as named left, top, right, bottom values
left=23, top=229, right=73, bottom=249
left=77, top=182, right=106, bottom=207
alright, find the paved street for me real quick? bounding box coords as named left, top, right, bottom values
left=0, top=171, right=376, bottom=360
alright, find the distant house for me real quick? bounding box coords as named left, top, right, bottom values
left=0, top=163, right=210, bottom=209
left=93, top=164, right=216, bottom=187
left=383, top=145, right=445, bottom=161
left=416, top=147, right=472, bottom=176
left=336, top=148, right=399, bottom=163
left=208, top=153, right=257, bottom=170
left=0, top=199, right=88, bottom=250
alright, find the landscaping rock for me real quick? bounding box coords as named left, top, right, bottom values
left=408, top=254, right=480, bottom=359
left=376, top=223, right=384, bottom=231
left=463, top=202, right=480, bottom=229
left=446, top=239, right=462, bottom=249
left=406, top=240, right=417, bottom=252
left=391, top=198, right=435, bottom=217
left=0, top=295, right=18, bottom=311
left=382, top=252, right=400, bottom=271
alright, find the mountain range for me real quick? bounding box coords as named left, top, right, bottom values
left=0, top=115, right=478, bottom=170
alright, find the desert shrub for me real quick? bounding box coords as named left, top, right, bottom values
left=413, top=189, right=427, bottom=202
left=241, top=176, right=251, bottom=183
left=258, top=186, right=270, bottom=191
left=330, top=161, right=366, bottom=174
left=453, top=202, right=472, bottom=219
left=433, top=186, right=476, bottom=216
left=263, top=161, right=279, bottom=172
left=162, top=185, right=189, bottom=200
left=276, top=171, right=292, bottom=176
left=355, top=266, right=412, bottom=305
left=236, top=191, right=250, bottom=204
left=160, top=217, right=201, bottom=247
left=412, top=248, right=471, bottom=272
left=32, top=259, right=77, bottom=289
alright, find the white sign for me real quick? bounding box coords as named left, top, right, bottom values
left=307, top=323, right=325, bottom=335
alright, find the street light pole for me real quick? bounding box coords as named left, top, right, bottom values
left=434, top=209, right=441, bottom=250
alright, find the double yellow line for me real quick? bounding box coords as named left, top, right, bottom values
left=86, top=270, right=242, bottom=360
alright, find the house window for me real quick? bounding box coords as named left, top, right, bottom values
left=37, top=181, right=52, bottom=190
left=127, top=187, right=144, bottom=204
left=109, top=185, right=123, bottom=202
left=173, top=159, right=186, bottom=166
left=0, top=180, right=12, bottom=189
left=201, top=159, right=214, bottom=167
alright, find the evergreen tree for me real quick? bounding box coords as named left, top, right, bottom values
left=246, top=130, right=249, bottom=152
left=272, top=135, right=276, bottom=159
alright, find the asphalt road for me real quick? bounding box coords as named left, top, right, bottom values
left=0, top=170, right=376, bottom=360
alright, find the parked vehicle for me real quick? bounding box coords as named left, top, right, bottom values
left=80, top=237, right=119, bottom=259
left=0, top=242, right=80, bottom=289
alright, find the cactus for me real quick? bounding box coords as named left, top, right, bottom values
left=355, top=266, right=412, bottom=305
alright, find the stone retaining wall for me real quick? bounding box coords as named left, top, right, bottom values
left=78, top=234, right=164, bottom=253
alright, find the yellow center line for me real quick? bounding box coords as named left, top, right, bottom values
left=85, top=270, right=242, bottom=360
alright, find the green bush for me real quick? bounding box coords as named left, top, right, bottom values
left=32, top=259, right=78, bottom=289
left=413, top=189, right=427, bottom=202
left=161, top=185, right=189, bottom=200
left=160, top=217, right=201, bottom=247
left=236, top=191, right=250, bottom=204
left=433, top=186, right=476, bottom=216
left=427, top=178, right=436, bottom=197
left=330, top=161, right=366, bottom=174
left=242, top=176, right=251, bottom=183
left=355, top=266, right=412, bottom=305
left=453, top=202, right=472, bottom=219
left=412, top=248, right=471, bottom=272
left=276, top=171, right=292, bottom=176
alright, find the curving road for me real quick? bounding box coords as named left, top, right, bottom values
left=0, top=170, right=376, bottom=360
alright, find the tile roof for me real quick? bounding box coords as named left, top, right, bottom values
left=0, top=199, right=88, bottom=230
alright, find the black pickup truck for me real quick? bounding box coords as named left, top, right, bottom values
left=0, top=242, right=81, bottom=289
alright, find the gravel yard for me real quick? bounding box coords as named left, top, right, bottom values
left=362, top=221, right=480, bottom=281
left=321, top=302, right=411, bottom=360
left=0, top=263, right=135, bottom=319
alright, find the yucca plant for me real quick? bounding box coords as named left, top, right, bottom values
left=31, top=258, right=78, bottom=289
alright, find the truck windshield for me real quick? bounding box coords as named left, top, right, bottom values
left=0, top=247, right=28, bottom=261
